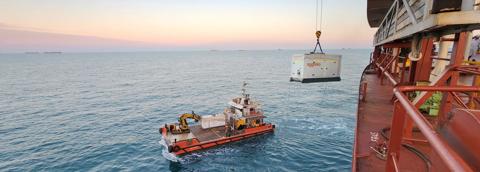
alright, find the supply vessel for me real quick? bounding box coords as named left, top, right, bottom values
left=159, top=83, right=275, bottom=156
left=354, top=0, right=480, bottom=171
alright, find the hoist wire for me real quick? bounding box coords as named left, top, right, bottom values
left=320, top=0, right=323, bottom=31
left=315, top=0, right=318, bottom=31
left=315, top=0, right=323, bottom=31
left=312, top=0, right=324, bottom=54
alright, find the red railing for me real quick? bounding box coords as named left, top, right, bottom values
left=359, top=32, right=479, bottom=172
left=374, top=51, right=480, bottom=88
left=373, top=52, right=403, bottom=86
left=387, top=86, right=480, bottom=172
left=376, top=54, right=480, bottom=171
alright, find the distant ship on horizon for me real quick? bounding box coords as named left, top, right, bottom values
left=24, top=51, right=63, bottom=54
left=43, top=51, right=62, bottom=54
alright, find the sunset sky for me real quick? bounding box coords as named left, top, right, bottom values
left=0, top=0, right=376, bottom=52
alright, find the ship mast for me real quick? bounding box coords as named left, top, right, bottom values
left=241, top=81, right=249, bottom=99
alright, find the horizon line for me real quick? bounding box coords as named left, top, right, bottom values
left=0, top=48, right=374, bottom=54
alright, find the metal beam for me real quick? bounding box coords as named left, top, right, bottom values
left=374, top=10, right=480, bottom=46
left=381, top=41, right=412, bottom=48
left=414, top=38, right=435, bottom=82
left=401, top=0, right=418, bottom=24
left=385, top=102, right=406, bottom=172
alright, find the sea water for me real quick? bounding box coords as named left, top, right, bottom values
left=0, top=49, right=370, bottom=171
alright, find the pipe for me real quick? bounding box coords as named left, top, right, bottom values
left=376, top=62, right=399, bottom=86
left=391, top=153, right=400, bottom=172
left=394, top=87, right=474, bottom=172
left=382, top=68, right=399, bottom=86
left=398, top=86, right=480, bottom=92
left=456, top=68, right=480, bottom=75
left=431, top=35, right=453, bottom=81
left=450, top=92, right=469, bottom=109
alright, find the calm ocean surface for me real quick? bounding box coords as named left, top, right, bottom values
left=0, top=49, right=370, bottom=171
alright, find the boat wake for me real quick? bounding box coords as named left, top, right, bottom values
left=158, top=138, right=180, bottom=162
left=158, top=137, right=238, bottom=164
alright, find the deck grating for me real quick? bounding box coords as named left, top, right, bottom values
left=190, top=125, right=226, bottom=142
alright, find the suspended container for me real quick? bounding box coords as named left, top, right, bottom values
left=290, top=53, right=341, bottom=83
left=289, top=0, right=341, bottom=83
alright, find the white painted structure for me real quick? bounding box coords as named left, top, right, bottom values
left=200, top=114, right=226, bottom=129
left=372, top=0, right=480, bottom=46
left=290, top=53, right=342, bottom=83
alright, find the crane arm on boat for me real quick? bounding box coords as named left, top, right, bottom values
left=169, top=112, right=201, bottom=134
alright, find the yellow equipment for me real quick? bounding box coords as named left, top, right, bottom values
left=235, top=118, right=246, bottom=130
left=315, top=31, right=322, bottom=38
left=171, top=112, right=201, bottom=134
left=251, top=119, right=260, bottom=127
left=464, top=60, right=480, bottom=65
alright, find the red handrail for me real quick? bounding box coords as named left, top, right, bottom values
left=375, top=62, right=398, bottom=86
left=390, top=86, right=480, bottom=172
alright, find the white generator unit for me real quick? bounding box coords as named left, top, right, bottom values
left=290, top=53, right=341, bottom=83
left=200, top=114, right=226, bottom=129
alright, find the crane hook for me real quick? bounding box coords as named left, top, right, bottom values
left=312, top=30, right=324, bottom=54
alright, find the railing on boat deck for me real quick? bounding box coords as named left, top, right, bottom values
left=375, top=53, right=400, bottom=86
left=373, top=53, right=480, bottom=88
left=375, top=57, right=480, bottom=172
left=388, top=86, right=480, bottom=172
left=373, top=0, right=480, bottom=46
left=365, top=31, right=480, bottom=171
left=372, top=52, right=412, bottom=86
left=361, top=59, right=480, bottom=171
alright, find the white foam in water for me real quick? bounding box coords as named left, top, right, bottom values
left=158, top=138, right=180, bottom=162
left=158, top=136, right=232, bottom=163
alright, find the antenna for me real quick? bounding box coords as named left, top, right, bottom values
left=242, top=81, right=248, bottom=96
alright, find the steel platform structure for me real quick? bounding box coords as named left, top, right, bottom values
left=370, top=0, right=480, bottom=46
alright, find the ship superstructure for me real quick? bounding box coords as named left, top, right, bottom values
left=354, top=0, right=480, bottom=171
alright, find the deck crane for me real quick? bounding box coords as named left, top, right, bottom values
left=166, top=111, right=201, bottom=134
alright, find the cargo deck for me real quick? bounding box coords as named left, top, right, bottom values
left=161, top=124, right=275, bottom=156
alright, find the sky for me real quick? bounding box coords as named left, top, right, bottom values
left=0, top=0, right=376, bottom=52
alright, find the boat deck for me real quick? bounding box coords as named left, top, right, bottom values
left=190, top=125, right=226, bottom=142
left=162, top=123, right=275, bottom=156
left=355, top=72, right=447, bottom=171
